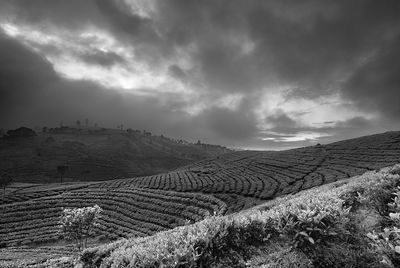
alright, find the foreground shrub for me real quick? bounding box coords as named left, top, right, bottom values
left=59, top=204, right=102, bottom=252
left=197, top=217, right=277, bottom=267
left=367, top=186, right=400, bottom=267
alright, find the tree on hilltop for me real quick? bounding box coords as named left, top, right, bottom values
left=4, top=127, right=36, bottom=138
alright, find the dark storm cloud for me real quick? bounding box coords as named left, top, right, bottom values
left=0, top=0, right=103, bottom=30
left=0, top=34, right=253, bottom=145
left=0, top=34, right=56, bottom=122
left=246, top=0, right=400, bottom=91
left=94, top=0, right=164, bottom=53
left=265, top=110, right=298, bottom=134
left=3, top=0, right=400, bottom=96
left=79, top=51, right=126, bottom=67
left=0, top=34, right=179, bottom=133
left=152, top=0, right=400, bottom=96
left=342, top=35, right=400, bottom=119
left=168, top=65, right=187, bottom=81
left=194, top=106, right=258, bottom=141
left=1, top=0, right=400, bottom=149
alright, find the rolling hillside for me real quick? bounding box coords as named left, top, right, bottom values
left=90, top=131, right=400, bottom=213
left=0, top=126, right=232, bottom=183
left=75, top=165, right=400, bottom=268
left=1, top=131, right=400, bottom=266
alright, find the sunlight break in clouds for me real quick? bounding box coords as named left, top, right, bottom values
left=261, top=131, right=331, bottom=142
left=0, top=22, right=187, bottom=94
left=255, top=88, right=377, bottom=143
left=122, top=0, right=157, bottom=19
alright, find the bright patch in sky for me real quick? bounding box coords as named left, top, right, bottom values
left=1, top=21, right=250, bottom=117
left=261, top=131, right=331, bottom=142
left=123, top=0, right=157, bottom=19
left=255, top=87, right=377, bottom=142
left=0, top=22, right=187, bottom=94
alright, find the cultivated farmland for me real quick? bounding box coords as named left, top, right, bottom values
left=93, top=131, right=400, bottom=212
left=1, top=131, right=400, bottom=264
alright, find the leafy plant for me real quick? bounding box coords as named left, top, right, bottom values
left=59, top=204, right=102, bottom=251
left=365, top=187, right=400, bottom=266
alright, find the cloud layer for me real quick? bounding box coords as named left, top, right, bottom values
left=1, top=0, right=400, bottom=149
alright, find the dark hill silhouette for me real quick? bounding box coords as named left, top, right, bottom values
left=0, top=126, right=232, bottom=183
left=3, top=127, right=37, bottom=139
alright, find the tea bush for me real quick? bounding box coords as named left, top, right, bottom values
left=367, top=186, right=400, bottom=267
left=77, top=165, right=400, bottom=267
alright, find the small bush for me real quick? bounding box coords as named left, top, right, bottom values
left=198, top=218, right=276, bottom=267
left=59, top=204, right=102, bottom=251
left=367, top=187, right=400, bottom=266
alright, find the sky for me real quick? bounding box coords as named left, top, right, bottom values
left=0, top=0, right=400, bottom=150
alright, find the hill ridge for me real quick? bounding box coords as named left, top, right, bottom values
left=0, top=126, right=232, bottom=183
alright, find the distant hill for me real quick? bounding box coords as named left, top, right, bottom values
left=0, top=126, right=232, bottom=183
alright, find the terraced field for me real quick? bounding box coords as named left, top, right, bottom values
left=1, top=188, right=225, bottom=247
left=1, top=131, right=400, bottom=260
left=96, top=131, right=400, bottom=212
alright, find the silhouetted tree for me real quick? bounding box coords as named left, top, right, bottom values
left=0, top=172, right=12, bottom=195
left=76, top=120, right=81, bottom=128
left=42, top=126, right=47, bottom=133
left=57, top=165, right=69, bottom=183
left=4, top=127, right=36, bottom=138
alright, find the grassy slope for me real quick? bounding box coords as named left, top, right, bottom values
left=72, top=165, right=400, bottom=268
left=0, top=128, right=231, bottom=183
